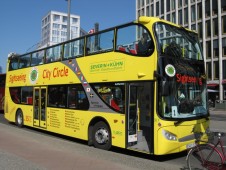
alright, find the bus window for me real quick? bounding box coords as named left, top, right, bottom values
left=63, top=38, right=84, bottom=59
left=9, top=87, right=21, bottom=104
left=92, top=83, right=125, bottom=112
left=46, top=45, right=62, bottom=63
left=9, top=58, right=19, bottom=71
left=117, top=24, right=154, bottom=56
left=31, top=50, right=45, bottom=66
left=67, top=85, right=89, bottom=110
left=86, top=30, right=114, bottom=55
left=19, top=54, right=31, bottom=68
left=21, top=87, right=33, bottom=105
left=48, top=86, right=66, bottom=107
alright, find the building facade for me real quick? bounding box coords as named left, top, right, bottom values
left=40, top=11, right=81, bottom=48
left=136, top=0, right=226, bottom=101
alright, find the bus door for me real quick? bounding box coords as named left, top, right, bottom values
left=33, top=87, right=47, bottom=128
left=127, top=82, right=154, bottom=153
left=127, top=84, right=139, bottom=145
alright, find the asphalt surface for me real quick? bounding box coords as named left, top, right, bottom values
left=209, top=108, right=226, bottom=132
left=0, top=118, right=182, bottom=170
left=0, top=109, right=225, bottom=170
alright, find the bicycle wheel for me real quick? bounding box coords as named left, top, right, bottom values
left=187, top=144, right=223, bottom=170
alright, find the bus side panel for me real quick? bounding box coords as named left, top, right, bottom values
left=20, top=107, right=127, bottom=149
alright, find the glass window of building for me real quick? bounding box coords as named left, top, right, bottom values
left=171, top=0, right=175, bottom=10
left=53, top=14, right=60, bottom=22
left=223, top=60, right=226, bottom=79
left=53, top=23, right=60, bottom=29
left=151, top=4, right=154, bottom=16
left=213, top=18, right=218, bottom=36
left=197, top=2, right=202, bottom=19
left=222, top=0, right=226, bottom=12
left=191, top=24, right=196, bottom=31
left=167, top=0, right=170, bottom=12
left=212, top=0, right=218, bottom=15
left=223, top=15, right=226, bottom=34
left=198, top=22, right=203, bottom=38
left=146, top=6, right=150, bottom=16
left=184, top=8, right=188, bottom=24
left=178, top=0, right=182, bottom=7
left=156, top=2, right=159, bottom=16
left=206, top=41, right=211, bottom=59
left=213, top=40, right=219, bottom=58
left=63, top=16, right=67, bottom=23
left=167, top=14, right=170, bottom=21
left=62, top=25, right=67, bottom=30
left=161, top=0, right=164, bottom=15
left=172, top=12, right=175, bottom=23
left=184, top=0, right=188, bottom=5
left=178, top=10, right=182, bottom=25
left=223, top=38, right=226, bottom=56
left=214, top=61, right=219, bottom=79
left=206, top=20, right=211, bottom=38
left=206, top=62, right=212, bottom=80
left=141, top=0, right=144, bottom=6
left=191, top=5, right=196, bottom=22
left=205, top=0, right=210, bottom=17
left=72, top=18, right=78, bottom=24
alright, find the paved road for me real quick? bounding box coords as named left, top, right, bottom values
left=209, top=109, right=226, bottom=132
left=0, top=109, right=225, bottom=170
left=0, top=113, right=181, bottom=170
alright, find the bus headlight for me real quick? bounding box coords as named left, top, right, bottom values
left=162, top=129, right=177, bottom=141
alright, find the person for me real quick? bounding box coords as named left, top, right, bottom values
left=137, top=33, right=153, bottom=55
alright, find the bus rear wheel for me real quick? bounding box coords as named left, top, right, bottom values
left=92, top=121, right=111, bottom=150
left=15, top=110, right=24, bottom=128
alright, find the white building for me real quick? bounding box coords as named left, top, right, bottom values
left=40, top=11, right=81, bottom=48
left=136, top=0, right=226, bottom=101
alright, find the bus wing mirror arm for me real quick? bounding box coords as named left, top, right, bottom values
left=154, top=71, right=163, bottom=79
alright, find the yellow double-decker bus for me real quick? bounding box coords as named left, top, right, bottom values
left=4, top=16, right=209, bottom=155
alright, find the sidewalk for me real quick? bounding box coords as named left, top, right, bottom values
left=209, top=108, right=226, bottom=116
left=209, top=108, right=226, bottom=133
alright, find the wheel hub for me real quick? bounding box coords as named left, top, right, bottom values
left=95, top=128, right=109, bottom=144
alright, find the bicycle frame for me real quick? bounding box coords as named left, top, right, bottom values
left=211, top=135, right=226, bottom=162
left=187, top=132, right=226, bottom=170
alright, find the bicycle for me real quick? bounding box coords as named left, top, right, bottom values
left=186, top=131, right=226, bottom=170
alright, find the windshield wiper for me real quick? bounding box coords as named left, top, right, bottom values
left=174, top=120, right=184, bottom=126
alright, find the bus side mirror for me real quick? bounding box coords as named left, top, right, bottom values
left=161, top=80, right=170, bottom=96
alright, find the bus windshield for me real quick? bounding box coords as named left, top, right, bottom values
left=155, top=22, right=208, bottom=120
left=155, top=22, right=203, bottom=60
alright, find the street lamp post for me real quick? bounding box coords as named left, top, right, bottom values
left=66, top=0, right=71, bottom=41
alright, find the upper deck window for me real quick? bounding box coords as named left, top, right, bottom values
left=63, top=38, right=84, bottom=59
left=46, top=45, right=62, bottom=63
left=86, top=30, right=114, bottom=55
left=116, top=24, right=154, bottom=56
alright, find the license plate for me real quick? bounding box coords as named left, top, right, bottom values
left=186, top=143, right=196, bottom=149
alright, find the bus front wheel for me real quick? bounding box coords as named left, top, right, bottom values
left=92, top=121, right=111, bottom=150
left=15, top=110, right=24, bottom=128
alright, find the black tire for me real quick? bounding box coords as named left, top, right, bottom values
left=15, top=110, right=24, bottom=128
left=92, top=121, right=111, bottom=150
left=187, top=144, right=223, bottom=170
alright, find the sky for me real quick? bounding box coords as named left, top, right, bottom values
left=0, top=0, right=135, bottom=73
